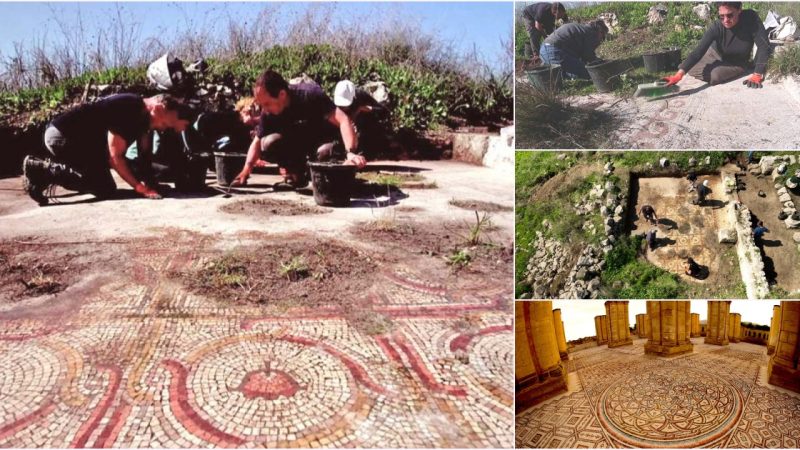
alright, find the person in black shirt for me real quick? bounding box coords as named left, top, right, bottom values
left=541, top=20, right=608, bottom=79
left=664, top=2, right=770, bottom=88
left=22, top=94, right=191, bottom=205
left=639, top=204, right=659, bottom=226
left=332, top=80, right=390, bottom=160
left=232, top=70, right=365, bottom=187
left=522, top=3, right=568, bottom=62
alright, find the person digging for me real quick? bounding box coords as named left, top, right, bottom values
left=232, top=70, right=366, bottom=189
left=639, top=204, right=659, bottom=226
left=332, top=80, right=390, bottom=161
left=684, top=257, right=703, bottom=278
left=663, top=1, right=770, bottom=89
left=693, top=179, right=711, bottom=205
left=522, top=2, right=568, bottom=65
left=23, top=93, right=191, bottom=205
left=540, top=19, right=608, bottom=80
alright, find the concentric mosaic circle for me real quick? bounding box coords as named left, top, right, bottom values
left=0, top=343, right=61, bottom=424
left=598, top=367, right=742, bottom=448
left=188, top=338, right=356, bottom=440
left=471, top=331, right=513, bottom=385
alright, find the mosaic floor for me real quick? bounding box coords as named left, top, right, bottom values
left=0, top=234, right=513, bottom=448
left=516, top=339, right=800, bottom=449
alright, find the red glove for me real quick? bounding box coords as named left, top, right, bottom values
left=135, top=183, right=162, bottom=200
left=662, top=71, right=684, bottom=86
left=743, top=73, right=763, bottom=88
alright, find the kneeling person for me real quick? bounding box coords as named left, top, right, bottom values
left=23, top=94, right=190, bottom=205
left=232, top=70, right=365, bottom=188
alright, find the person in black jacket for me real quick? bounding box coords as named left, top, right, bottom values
left=522, top=2, right=568, bottom=62
left=540, top=20, right=608, bottom=79
left=664, top=2, right=770, bottom=88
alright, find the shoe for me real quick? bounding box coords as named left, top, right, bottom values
left=22, top=156, right=50, bottom=206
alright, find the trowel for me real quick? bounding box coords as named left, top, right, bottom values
left=634, top=80, right=679, bottom=98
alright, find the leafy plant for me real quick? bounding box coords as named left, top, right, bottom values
left=279, top=256, right=310, bottom=282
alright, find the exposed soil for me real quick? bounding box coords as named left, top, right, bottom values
left=180, top=239, right=377, bottom=310
left=219, top=198, right=330, bottom=217
left=0, top=239, right=90, bottom=301
left=449, top=199, right=513, bottom=213
left=529, top=162, right=602, bottom=204
left=353, top=219, right=513, bottom=276
left=737, top=173, right=800, bottom=293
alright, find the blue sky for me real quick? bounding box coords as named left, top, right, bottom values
left=0, top=2, right=513, bottom=72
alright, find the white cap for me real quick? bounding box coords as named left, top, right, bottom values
left=703, top=180, right=710, bottom=187
left=333, top=80, right=356, bottom=107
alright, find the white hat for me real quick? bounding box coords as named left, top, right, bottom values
left=333, top=80, right=356, bottom=107
left=703, top=180, right=710, bottom=187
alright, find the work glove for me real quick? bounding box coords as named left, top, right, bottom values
left=662, top=71, right=683, bottom=86
left=743, top=73, right=763, bottom=89
left=135, top=183, right=162, bottom=200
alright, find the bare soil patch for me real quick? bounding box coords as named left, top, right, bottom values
left=0, top=239, right=90, bottom=301
left=179, top=239, right=376, bottom=309
left=219, top=198, right=330, bottom=217
left=449, top=199, right=512, bottom=213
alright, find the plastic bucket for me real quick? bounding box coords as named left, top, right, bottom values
left=526, top=64, right=563, bottom=92
left=308, top=162, right=357, bottom=207
left=665, top=46, right=682, bottom=69
left=643, top=47, right=681, bottom=73
left=586, top=59, right=628, bottom=93
left=213, top=152, right=246, bottom=186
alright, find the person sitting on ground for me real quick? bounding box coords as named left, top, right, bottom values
left=23, top=93, right=191, bottom=205
left=232, top=70, right=366, bottom=188
left=684, top=257, right=702, bottom=278
left=663, top=2, right=770, bottom=88
left=522, top=2, right=568, bottom=64
left=694, top=179, right=711, bottom=205
left=540, top=19, right=608, bottom=80
left=753, top=221, right=769, bottom=243
left=639, top=204, right=659, bottom=226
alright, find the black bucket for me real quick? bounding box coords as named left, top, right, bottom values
left=586, top=59, right=629, bottom=93
left=526, top=64, right=563, bottom=92
left=643, top=47, right=681, bottom=73
left=308, top=162, right=357, bottom=207
left=213, top=152, right=246, bottom=186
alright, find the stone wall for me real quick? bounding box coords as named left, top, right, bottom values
left=728, top=202, right=770, bottom=299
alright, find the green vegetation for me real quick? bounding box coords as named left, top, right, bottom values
left=1, top=44, right=511, bottom=134
left=446, top=248, right=472, bottom=269
left=279, top=256, right=310, bottom=282
left=196, top=254, right=250, bottom=289
left=601, top=235, right=686, bottom=299
left=771, top=45, right=800, bottom=80
left=602, top=151, right=738, bottom=170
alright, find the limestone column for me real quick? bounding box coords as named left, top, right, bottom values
left=691, top=313, right=700, bottom=337
left=605, top=301, right=632, bottom=348
left=729, top=313, right=741, bottom=343
left=768, top=305, right=781, bottom=355
left=644, top=301, right=694, bottom=356
left=768, top=301, right=800, bottom=394
left=705, top=301, right=730, bottom=346
left=553, top=309, right=568, bottom=360
left=636, top=314, right=648, bottom=338
left=595, top=315, right=608, bottom=345
left=516, top=301, right=567, bottom=410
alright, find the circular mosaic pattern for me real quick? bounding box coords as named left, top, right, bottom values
left=0, top=343, right=61, bottom=423
left=471, top=331, right=513, bottom=386
left=188, top=338, right=356, bottom=440
left=598, top=367, right=742, bottom=448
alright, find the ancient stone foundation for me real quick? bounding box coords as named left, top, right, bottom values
left=768, top=305, right=781, bottom=355
left=595, top=315, right=609, bottom=346
left=691, top=313, right=701, bottom=337
left=768, top=302, right=800, bottom=394
left=605, top=301, right=632, bottom=348
left=516, top=301, right=567, bottom=411
left=553, top=309, right=568, bottom=360
left=705, top=301, right=731, bottom=346
left=728, top=313, right=741, bottom=343
left=644, top=301, right=694, bottom=356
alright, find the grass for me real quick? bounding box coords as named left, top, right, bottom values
left=198, top=254, right=250, bottom=289
left=600, top=151, right=740, bottom=171
left=770, top=44, right=800, bottom=79
left=446, top=248, right=472, bottom=269
left=515, top=82, right=617, bottom=149
left=600, top=235, right=687, bottom=299
left=279, top=256, right=310, bottom=282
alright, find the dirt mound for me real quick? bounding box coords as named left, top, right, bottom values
left=219, top=198, right=330, bottom=217
left=180, top=239, right=376, bottom=309
left=0, top=240, right=89, bottom=301
left=449, top=199, right=513, bottom=212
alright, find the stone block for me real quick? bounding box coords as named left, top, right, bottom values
left=718, top=229, right=737, bottom=244
left=779, top=193, right=792, bottom=203
left=452, top=133, right=490, bottom=165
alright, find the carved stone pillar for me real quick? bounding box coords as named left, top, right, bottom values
left=516, top=301, right=567, bottom=410
left=636, top=314, right=649, bottom=338
left=595, top=315, right=609, bottom=345
left=728, top=313, right=741, bottom=343
left=644, top=301, right=694, bottom=356
left=768, top=305, right=781, bottom=355
left=691, top=313, right=700, bottom=337
left=553, top=309, right=568, bottom=360
left=705, top=301, right=730, bottom=346
left=768, top=302, right=800, bottom=394
left=605, top=301, right=632, bottom=348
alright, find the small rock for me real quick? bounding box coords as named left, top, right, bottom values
left=793, top=232, right=800, bottom=243
left=556, top=153, right=567, bottom=160
left=785, top=201, right=795, bottom=209
left=195, top=88, right=209, bottom=96
left=704, top=155, right=711, bottom=165
left=718, top=229, right=737, bottom=244
left=692, top=3, right=711, bottom=20
left=688, top=157, right=697, bottom=166
left=785, top=216, right=800, bottom=229
left=647, top=4, right=667, bottom=24
left=778, top=163, right=788, bottom=175
left=777, top=187, right=788, bottom=196
left=520, top=292, right=532, bottom=299
left=614, top=205, right=624, bottom=215
left=659, top=157, right=669, bottom=168
left=779, top=193, right=792, bottom=203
